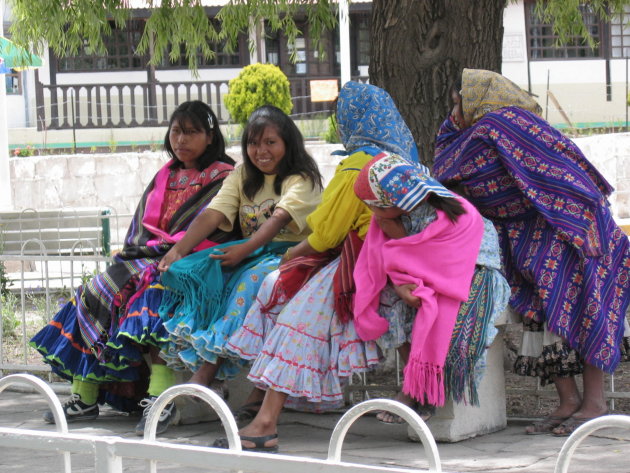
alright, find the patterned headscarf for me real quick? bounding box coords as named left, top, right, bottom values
left=461, top=68, right=542, bottom=126
left=354, top=153, right=453, bottom=212
left=336, top=81, right=420, bottom=164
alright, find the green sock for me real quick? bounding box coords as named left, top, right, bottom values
left=148, top=364, right=175, bottom=397
left=71, top=378, right=99, bottom=405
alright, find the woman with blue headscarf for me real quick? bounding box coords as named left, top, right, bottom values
left=216, top=82, right=416, bottom=452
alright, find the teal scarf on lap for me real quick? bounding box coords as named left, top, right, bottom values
left=159, top=239, right=293, bottom=329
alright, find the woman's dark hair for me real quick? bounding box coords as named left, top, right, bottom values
left=450, top=75, right=462, bottom=98
left=448, top=74, right=462, bottom=107
left=164, top=100, right=236, bottom=171
left=427, top=194, right=466, bottom=223
left=241, top=105, right=323, bottom=200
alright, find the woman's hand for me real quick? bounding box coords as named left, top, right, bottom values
left=374, top=215, right=406, bottom=239
left=210, top=243, right=251, bottom=267
left=280, top=247, right=294, bottom=264
left=394, top=283, right=421, bottom=309
left=158, top=247, right=184, bottom=272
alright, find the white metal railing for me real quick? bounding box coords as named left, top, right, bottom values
left=0, top=239, right=111, bottom=374
left=554, top=414, right=630, bottom=473
left=0, top=210, right=130, bottom=374
left=0, top=374, right=442, bottom=473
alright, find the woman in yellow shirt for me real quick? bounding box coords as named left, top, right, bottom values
left=152, top=105, right=322, bottom=436
left=222, top=81, right=423, bottom=452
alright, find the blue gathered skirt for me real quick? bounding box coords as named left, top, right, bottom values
left=30, top=274, right=169, bottom=410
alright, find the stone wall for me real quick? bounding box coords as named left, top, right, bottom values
left=571, top=133, right=630, bottom=220
left=7, top=134, right=629, bottom=241
left=7, top=144, right=343, bottom=242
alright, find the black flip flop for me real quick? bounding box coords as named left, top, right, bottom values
left=213, top=433, right=279, bottom=453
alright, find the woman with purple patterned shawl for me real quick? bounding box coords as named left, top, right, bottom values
left=433, top=69, right=630, bottom=436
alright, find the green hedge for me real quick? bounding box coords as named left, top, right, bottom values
left=225, top=63, right=293, bottom=126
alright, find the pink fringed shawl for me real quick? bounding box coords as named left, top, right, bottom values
left=353, top=198, right=484, bottom=405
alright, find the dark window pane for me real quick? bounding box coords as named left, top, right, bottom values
left=56, top=20, right=145, bottom=71
left=526, top=4, right=600, bottom=60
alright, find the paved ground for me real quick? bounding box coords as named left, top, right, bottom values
left=1, top=387, right=629, bottom=473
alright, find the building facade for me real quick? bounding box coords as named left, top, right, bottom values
left=5, top=1, right=630, bottom=149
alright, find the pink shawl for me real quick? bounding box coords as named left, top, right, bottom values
left=142, top=159, right=232, bottom=251
left=353, top=198, right=484, bottom=405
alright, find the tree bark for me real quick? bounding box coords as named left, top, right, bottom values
left=370, top=0, right=507, bottom=168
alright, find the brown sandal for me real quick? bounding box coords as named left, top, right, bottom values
left=525, top=415, right=569, bottom=435
left=551, top=413, right=608, bottom=437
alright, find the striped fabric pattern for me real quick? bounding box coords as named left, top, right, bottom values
left=76, top=160, right=234, bottom=356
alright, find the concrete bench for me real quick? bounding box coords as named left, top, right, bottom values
left=0, top=208, right=111, bottom=257
left=410, top=336, right=506, bottom=442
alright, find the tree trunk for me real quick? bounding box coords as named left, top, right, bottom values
left=370, top=0, right=507, bottom=168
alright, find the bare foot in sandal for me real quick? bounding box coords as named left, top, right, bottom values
left=525, top=402, right=582, bottom=435
left=376, top=392, right=417, bottom=424
left=524, top=415, right=570, bottom=435
left=551, top=407, right=609, bottom=437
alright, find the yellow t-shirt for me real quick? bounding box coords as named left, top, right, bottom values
left=208, top=166, right=322, bottom=242
left=306, top=151, right=374, bottom=252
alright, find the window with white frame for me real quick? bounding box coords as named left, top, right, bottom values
left=526, top=2, right=630, bottom=60
left=610, top=6, right=630, bottom=58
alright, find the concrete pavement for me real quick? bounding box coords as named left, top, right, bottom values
left=1, top=387, right=629, bottom=473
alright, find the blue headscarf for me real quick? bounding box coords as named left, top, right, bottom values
left=336, top=82, right=421, bottom=166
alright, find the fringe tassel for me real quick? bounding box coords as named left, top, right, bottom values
left=402, top=359, right=446, bottom=407
left=259, top=286, right=287, bottom=314
left=158, top=248, right=223, bottom=327
left=443, top=357, right=479, bottom=406
left=334, top=291, right=354, bottom=324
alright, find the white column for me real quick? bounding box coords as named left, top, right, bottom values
left=339, top=0, right=351, bottom=86
left=0, top=0, right=14, bottom=210
left=248, top=18, right=266, bottom=64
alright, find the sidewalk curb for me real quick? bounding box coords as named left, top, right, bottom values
left=3, top=382, right=70, bottom=395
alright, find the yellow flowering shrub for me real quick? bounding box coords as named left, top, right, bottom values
left=225, top=63, right=293, bottom=126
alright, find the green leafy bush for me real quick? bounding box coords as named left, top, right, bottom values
left=1, top=292, right=19, bottom=338
left=322, top=114, right=340, bottom=143
left=12, top=145, right=35, bottom=157
left=224, top=63, right=293, bottom=126
left=0, top=232, right=12, bottom=297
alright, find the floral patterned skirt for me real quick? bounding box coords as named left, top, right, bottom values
left=514, top=316, right=630, bottom=386
left=227, top=258, right=381, bottom=411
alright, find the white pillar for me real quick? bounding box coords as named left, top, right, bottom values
left=339, top=0, right=351, bottom=86
left=0, top=0, right=14, bottom=210
left=248, top=17, right=265, bottom=64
